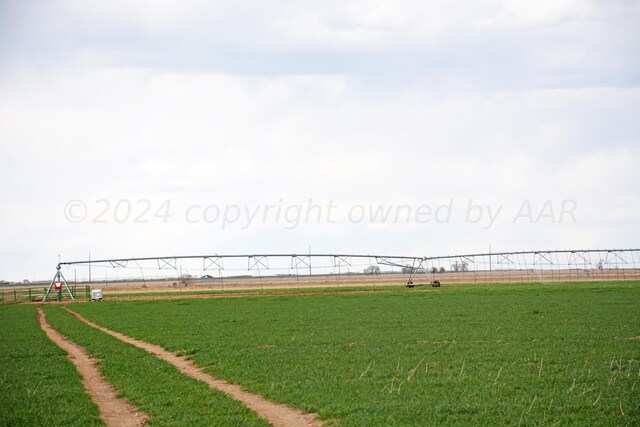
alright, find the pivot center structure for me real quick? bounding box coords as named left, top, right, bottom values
left=44, top=265, right=75, bottom=301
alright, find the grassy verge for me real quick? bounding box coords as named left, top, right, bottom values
left=0, top=305, right=101, bottom=426
left=43, top=305, right=270, bottom=426
left=73, top=281, right=640, bottom=426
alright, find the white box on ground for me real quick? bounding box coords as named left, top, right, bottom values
left=91, top=289, right=103, bottom=301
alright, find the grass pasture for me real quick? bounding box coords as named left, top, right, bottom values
left=66, top=281, right=640, bottom=426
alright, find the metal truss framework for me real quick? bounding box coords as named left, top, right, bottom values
left=56, top=248, right=640, bottom=288
left=44, top=265, right=75, bottom=301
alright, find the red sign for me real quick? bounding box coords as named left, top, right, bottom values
left=54, top=282, right=62, bottom=290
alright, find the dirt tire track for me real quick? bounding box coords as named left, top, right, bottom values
left=63, top=307, right=323, bottom=427
left=37, top=307, right=147, bottom=427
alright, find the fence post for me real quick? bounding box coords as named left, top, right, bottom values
left=14, top=289, right=17, bottom=303
left=29, top=288, right=32, bottom=302
left=85, top=285, right=90, bottom=300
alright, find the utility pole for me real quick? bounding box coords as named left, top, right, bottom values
left=89, top=252, right=92, bottom=284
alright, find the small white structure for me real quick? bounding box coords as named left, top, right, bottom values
left=91, top=289, right=103, bottom=302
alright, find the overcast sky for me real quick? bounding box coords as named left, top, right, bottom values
left=1, top=0, right=639, bottom=281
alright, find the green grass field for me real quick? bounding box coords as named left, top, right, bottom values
left=69, top=281, right=640, bottom=426
left=42, top=305, right=270, bottom=426
left=2, top=281, right=639, bottom=426
left=0, top=305, right=101, bottom=426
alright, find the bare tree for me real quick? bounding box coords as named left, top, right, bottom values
left=451, top=261, right=469, bottom=272
left=363, top=265, right=381, bottom=275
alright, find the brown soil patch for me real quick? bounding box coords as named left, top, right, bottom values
left=37, top=308, right=147, bottom=427
left=63, top=307, right=323, bottom=427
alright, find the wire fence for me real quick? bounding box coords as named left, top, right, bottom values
left=0, top=286, right=90, bottom=305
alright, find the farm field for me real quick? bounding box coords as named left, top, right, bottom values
left=0, top=305, right=101, bottom=426
left=68, top=281, right=640, bottom=426
left=42, top=305, right=270, bottom=426
left=1, top=281, right=639, bottom=426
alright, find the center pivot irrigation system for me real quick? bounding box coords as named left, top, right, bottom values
left=45, top=253, right=425, bottom=300
left=44, top=248, right=640, bottom=300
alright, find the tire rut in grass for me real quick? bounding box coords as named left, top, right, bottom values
left=37, top=307, right=147, bottom=427
left=63, top=306, right=323, bottom=427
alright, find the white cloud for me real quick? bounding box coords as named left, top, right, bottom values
left=0, top=1, right=638, bottom=280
